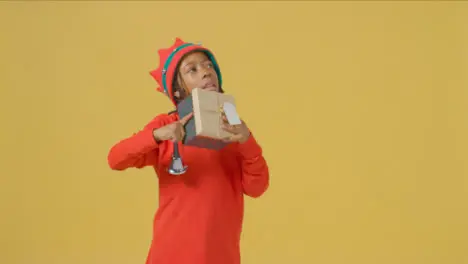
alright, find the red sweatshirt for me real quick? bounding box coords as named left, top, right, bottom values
left=107, top=112, right=270, bottom=264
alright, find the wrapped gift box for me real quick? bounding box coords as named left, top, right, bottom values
left=177, top=88, right=237, bottom=150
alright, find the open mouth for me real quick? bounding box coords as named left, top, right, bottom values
left=203, top=82, right=218, bottom=91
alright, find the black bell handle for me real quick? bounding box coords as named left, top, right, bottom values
left=168, top=141, right=188, bottom=175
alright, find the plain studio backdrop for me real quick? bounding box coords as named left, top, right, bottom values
left=0, top=2, right=467, bottom=264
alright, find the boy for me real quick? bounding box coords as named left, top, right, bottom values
left=107, top=37, right=270, bottom=264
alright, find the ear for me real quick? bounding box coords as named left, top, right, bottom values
left=174, top=90, right=181, bottom=99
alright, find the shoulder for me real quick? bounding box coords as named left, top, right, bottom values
left=143, top=110, right=178, bottom=130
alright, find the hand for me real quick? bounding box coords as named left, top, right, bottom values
left=153, top=113, right=193, bottom=142
left=220, top=113, right=251, bottom=144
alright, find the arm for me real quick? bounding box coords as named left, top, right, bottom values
left=107, top=118, right=163, bottom=171
left=235, top=133, right=270, bottom=198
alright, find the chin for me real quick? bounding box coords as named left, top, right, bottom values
left=204, top=87, right=219, bottom=92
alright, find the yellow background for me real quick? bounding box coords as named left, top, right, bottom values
left=1, top=2, right=467, bottom=264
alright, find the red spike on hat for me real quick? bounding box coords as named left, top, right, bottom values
left=149, top=38, right=187, bottom=95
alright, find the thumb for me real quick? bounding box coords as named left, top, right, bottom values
left=179, top=112, right=194, bottom=125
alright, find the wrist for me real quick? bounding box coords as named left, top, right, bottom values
left=236, top=132, right=262, bottom=159
left=238, top=132, right=251, bottom=144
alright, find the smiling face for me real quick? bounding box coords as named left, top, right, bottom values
left=173, top=51, right=220, bottom=101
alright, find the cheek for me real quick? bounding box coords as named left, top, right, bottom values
left=210, top=69, right=219, bottom=77
left=183, top=76, right=202, bottom=90
left=185, top=79, right=199, bottom=91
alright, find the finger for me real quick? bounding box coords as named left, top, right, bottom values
left=179, top=112, right=194, bottom=125
left=179, top=127, right=185, bottom=141
left=174, top=126, right=185, bottom=142
left=222, top=135, right=241, bottom=143
left=172, top=134, right=182, bottom=142
left=221, top=123, right=239, bottom=134
left=169, top=134, right=177, bottom=142
left=221, top=111, right=232, bottom=123
left=221, top=136, right=234, bottom=142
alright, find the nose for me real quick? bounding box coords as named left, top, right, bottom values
left=202, top=68, right=212, bottom=79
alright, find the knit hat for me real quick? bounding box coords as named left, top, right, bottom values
left=149, top=37, right=223, bottom=106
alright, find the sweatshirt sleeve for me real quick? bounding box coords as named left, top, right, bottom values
left=107, top=117, right=165, bottom=171
left=236, top=133, right=270, bottom=198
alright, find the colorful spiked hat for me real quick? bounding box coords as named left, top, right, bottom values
left=149, top=37, right=223, bottom=105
